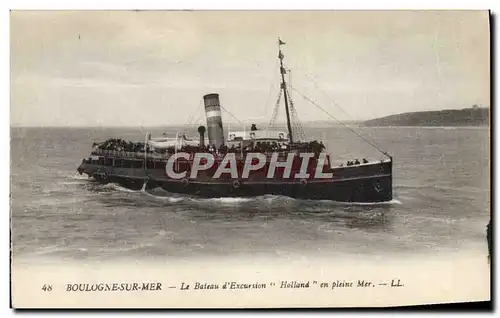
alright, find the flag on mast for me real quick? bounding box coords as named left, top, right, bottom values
left=279, top=38, right=286, bottom=45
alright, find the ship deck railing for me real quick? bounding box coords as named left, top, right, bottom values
left=89, top=149, right=309, bottom=161
left=84, top=149, right=392, bottom=170
left=89, top=149, right=392, bottom=164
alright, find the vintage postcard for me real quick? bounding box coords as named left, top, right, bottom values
left=10, top=10, right=491, bottom=308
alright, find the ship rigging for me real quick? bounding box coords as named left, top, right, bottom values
left=180, top=37, right=390, bottom=160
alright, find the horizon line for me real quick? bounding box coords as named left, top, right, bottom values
left=10, top=120, right=361, bottom=129
left=9, top=106, right=488, bottom=129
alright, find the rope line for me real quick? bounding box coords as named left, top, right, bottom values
left=286, top=89, right=306, bottom=141
left=183, top=99, right=204, bottom=133
left=186, top=99, right=203, bottom=125
left=283, top=63, right=360, bottom=124
left=302, top=71, right=356, bottom=123
left=288, top=84, right=391, bottom=158
left=268, top=89, right=282, bottom=127
left=220, top=105, right=245, bottom=125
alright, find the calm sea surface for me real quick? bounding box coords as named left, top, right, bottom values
left=10, top=126, right=490, bottom=263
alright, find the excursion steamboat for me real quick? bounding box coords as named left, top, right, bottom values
left=77, top=40, right=393, bottom=203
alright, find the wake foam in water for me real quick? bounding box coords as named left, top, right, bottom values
left=327, top=198, right=402, bottom=206
left=142, top=191, right=185, bottom=203
left=98, top=181, right=403, bottom=207
left=68, top=173, right=90, bottom=180
left=389, top=199, right=403, bottom=205
left=59, top=180, right=89, bottom=186
left=202, top=197, right=254, bottom=204
left=140, top=180, right=148, bottom=192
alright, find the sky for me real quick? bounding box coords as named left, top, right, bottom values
left=10, top=10, right=490, bottom=127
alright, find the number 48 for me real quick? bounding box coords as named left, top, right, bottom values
left=41, top=284, right=52, bottom=292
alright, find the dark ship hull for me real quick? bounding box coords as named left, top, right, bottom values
left=77, top=158, right=392, bottom=203
left=77, top=39, right=394, bottom=203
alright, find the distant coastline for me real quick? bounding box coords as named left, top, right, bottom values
left=363, top=106, right=489, bottom=127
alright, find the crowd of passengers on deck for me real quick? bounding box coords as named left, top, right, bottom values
left=93, top=138, right=327, bottom=157
left=89, top=138, right=378, bottom=168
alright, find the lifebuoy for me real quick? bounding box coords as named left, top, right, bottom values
left=229, top=134, right=235, bottom=140
left=279, top=133, right=285, bottom=139
left=374, top=182, right=382, bottom=193
left=232, top=180, right=241, bottom=189
left=299, top=178, right=307, bottom=186
left=181, top=178, right=189, bottom=187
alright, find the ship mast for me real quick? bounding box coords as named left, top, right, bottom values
left=278, top=38, right=294, bottom=144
